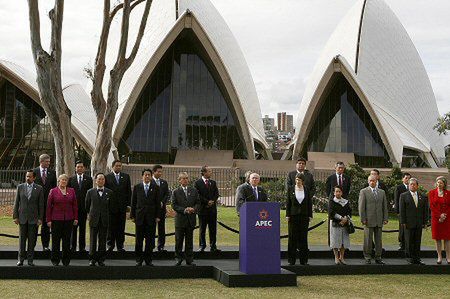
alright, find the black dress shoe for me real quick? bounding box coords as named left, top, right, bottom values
left=98, top=261, right=105, bottom=267
left=62, top=263, right=70, bottom=267
left=365, top=259, right=371, bottom=264
left=186, top=262, right=196, bottom=266
left=145, top=262, right=154, bottom=266
left=107, top=247, right=114, bottom=252
left=174, top=260, right=182, bottom=266
left=118, top=248, right=126, bottom=252
left=52, top=262, right=60, bottom=266
left=417, top=260, right=426, bottom=265
left=210, top=248, right=222, bottom=253
left=197, top=247, right=205, bottom=252
left=159, top=249, right=168, bottom=253
left=17, top=261, right=24, bottom=266
left=89, top=260, right=96, bottom=266
left=288, top=261, right=295, bottom=266
left=28, top=261, right=35, bottom=266
left=43, top=247, right=51, bottom=252
left=375, top=260, right=385, bottom=265
left=136, top=261, right=143, bottom=266
left=79, top=249, right=87, bottom=253
left=300, top=262, right=309, bottom=266
left=398, top=247, right=405, bottom=251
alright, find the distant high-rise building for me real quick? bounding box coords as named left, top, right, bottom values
left=277, top=112, right=294, bottom=132
left=263, top=115, right=275, bottom=131
left=286, top=114, right=294, bottom=132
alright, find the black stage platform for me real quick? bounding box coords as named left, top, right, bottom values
left=1, top=249, right=449, bottom=287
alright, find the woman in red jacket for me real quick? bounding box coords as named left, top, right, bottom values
left=47, top=174, right=78, bottom=266
left=428, top=176, right=450, bottom=264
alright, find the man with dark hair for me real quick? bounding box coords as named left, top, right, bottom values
left=364, top=169, right=387, bottom=191
left=194, top=165, right=220, bottom=252
left=33, top=153, right=57, bottom=251
left=152, top=164, right=170, bottom=252
left=326, top=162, right=351, bottom=199
left=399, top=178, right=429, bottom=265
left=131, top=169, right=160, bottom=266
left=13, top=170, right=44, bottom=266
left=395, top=172, right=411, bottom=251
left=68, top=161, right=93, bottom=252
left=286, top=158, right=316, bottom=197
left=86, top=173, right=112, bottom=266
left=105, top=159, right=131, bottom=252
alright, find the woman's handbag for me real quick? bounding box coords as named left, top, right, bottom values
left=346, top=219, right=355, bottom=234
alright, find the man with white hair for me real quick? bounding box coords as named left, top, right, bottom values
left=359, top=175, right=389, bottom=264
left=236, top=172, right=268, bottom=214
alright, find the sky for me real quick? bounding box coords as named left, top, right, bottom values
left=0, top=0, right=449, bottom=122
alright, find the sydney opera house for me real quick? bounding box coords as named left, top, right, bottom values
left=0, top=0, right=446, bottom=169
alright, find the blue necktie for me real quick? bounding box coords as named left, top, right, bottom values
left=253, top=187, right=258, bottom=201
left=115, top=174, right=120, bottom=184
left=144, top=184, right=149, bottom=196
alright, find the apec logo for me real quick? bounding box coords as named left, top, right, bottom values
left=255, top=209, right=272, bottom=228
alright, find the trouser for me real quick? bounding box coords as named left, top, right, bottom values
left=157, top=215, right=166, bottom=249
left=288, top=215, right=309, bottom=264
left=40, top=203, right=50, bottom=248
left=198, top=213, right=217, bottom=249
left=71, top=213, right=87, bottom=251
left=398, top=218, right=405, bottom=249
left=405, top=226, right=423, bottom=262
left=107, top=211, right=126, bottom=250
left=175, top=226, right=194, bottom=263
left=18, top=223, right=37, bottom=262
left=363, top=226, right=383, bottom=260
left=89, top=221, right=107, bottom=262
left=51, top=220, right=73, bottom=265
left=135, top=221, right=156, bottom=263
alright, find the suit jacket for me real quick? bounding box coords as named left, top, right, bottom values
left=46, top=187, right=78, bottom=222
left=105, top=172, right=132, bottom=213
left=194, top=178, right=220, bottom=215
left=394, top=183, right=408, bottom=214
left=154, top=177, right=170, bottom=218
left=236, top=184, right=268, bottom=213
left=171, top=186, right=200, bottom=228
left=399, top=191, right=428, bottom=228
left=286, top=170, right=316, bottom=198
left=131, top=181, right=161, bottom=226
left=358, top=187, right=388, bottom=227
left=13, top=183, right=44, bottom=224
left=68, top=174, right=93, bottom=216
left=85, top=187, right=112, bottom=227
left=33, top=167, right=57, bottom=200
left=286, top=186, right=313, bottom=218
left=326, top=173, right=351, bottom=199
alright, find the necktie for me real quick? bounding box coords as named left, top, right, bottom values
left=338, top=174, right=343, bottom=187
left=27, top=184, right=32, bottom=199
left=78, top=175, right=83, bottom=188
left=115, top=173, right=120, bottom=184
left=372, top=188, right=378, bottom=199
left=183, top=187, right=188, bottom=198
left=253, top=187, right=258, bottom=201
left=42, top=169, right=47, bottom=185
left=144, top=184, right=149, bottom=196
left=156, top=179, right=160, bottom=186
left=413, top=193, right=418, bottom=208
left=98, top=189, right=104, bottom=197
left=205, top=179, right=210, bottom=188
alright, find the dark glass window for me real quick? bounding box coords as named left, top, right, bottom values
left=302, top=74, right=391, bottom=167
left=119, top=30, right=247, bottom=164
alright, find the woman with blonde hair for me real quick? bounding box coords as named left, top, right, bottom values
left=428, top=176, right=450, bottom=264
left=46, top=174, right=78, bottom=266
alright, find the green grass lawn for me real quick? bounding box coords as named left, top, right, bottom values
left=0, top=275, right=449, bottom=298
left=0, top=207, right=435, bottom=248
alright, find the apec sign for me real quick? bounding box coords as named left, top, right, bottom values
left=255, top=209, right=273, bottom=228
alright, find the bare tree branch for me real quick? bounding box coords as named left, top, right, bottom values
left=116, top=0, right=131, bottom=65
left=49, top=0, right=64, bottom=70
left=125, top=0, right=152, bottom=67
left=110, top=0, right=145, bottom=21
left=27, top=0, right=45, bottom=59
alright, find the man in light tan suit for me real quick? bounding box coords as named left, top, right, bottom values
left=359, top=175, right=388, bottom=264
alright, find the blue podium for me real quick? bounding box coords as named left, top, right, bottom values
left=239, top=202, right=281, bottom=274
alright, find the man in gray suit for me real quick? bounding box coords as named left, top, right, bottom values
left=358, top=175, right=388, bottom=264
left=235, top=172, right=268, bottom=214
left=13, top=170, right=44, bottom=266
left=235, top=170, right=253, bottom=215
left=171, top=172, right=200, bottom=266
left=85, top=173, right=112, bottom=266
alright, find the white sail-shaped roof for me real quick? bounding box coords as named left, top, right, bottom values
left=293, top=0, right=445, bottom=166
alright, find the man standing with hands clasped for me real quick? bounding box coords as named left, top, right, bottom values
left=359, top=175, right=388, bottom=264
left=13, top=170, right=44, bottom=266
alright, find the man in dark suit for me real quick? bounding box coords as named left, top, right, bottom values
left=171, top=172, right=201, bottom=266
left=286, top=158, right=316, bottom=197
left=364, top=169, right=387, bottom=191
left=68, top=161, right=93, bottom=252
left=85, top=173, right=112, bottom=266
left=394, top=172, right=411, bottom=251
left=195, top=166, right=220, bottom=252
left=399, top=178, right=429, bottom=265
left=131, top=169, right=160, bottom=266
left=13, top=170, right=44, bottom=266
left=33, top=153, right=57, bottom=251
left=326, top=162, right=351, bottom=199
left=236, top=172, right=268, bottom=214
left=105, top=159, right=131, bottom=252
left=152, top=165, right=170, bottom=252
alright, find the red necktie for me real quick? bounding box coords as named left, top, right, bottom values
left=42, top=169, right=47, bottom=185
left=205, top=179, right=210, bottom=188
left=338, top=174, right=343, bottom=187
